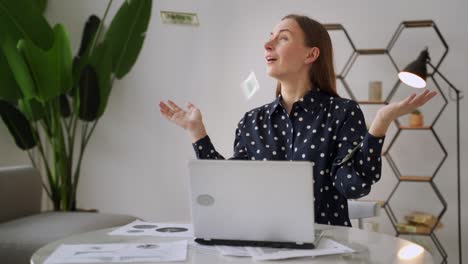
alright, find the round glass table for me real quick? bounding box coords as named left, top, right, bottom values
left=32, top=224, right=433, bottom=264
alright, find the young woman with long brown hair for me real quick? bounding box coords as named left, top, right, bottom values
left=159, top=14, right=436, bottom=226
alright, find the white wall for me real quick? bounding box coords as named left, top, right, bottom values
left=1, top=0, right=467, bottom=262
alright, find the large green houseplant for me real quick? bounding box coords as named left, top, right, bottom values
left=0, top=0, right=152, bottom=210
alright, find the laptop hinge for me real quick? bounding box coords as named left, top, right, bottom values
left=194, top=238, right=315, bottom=249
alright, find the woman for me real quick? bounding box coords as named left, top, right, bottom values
left=159, top=14, right=437, bottom=226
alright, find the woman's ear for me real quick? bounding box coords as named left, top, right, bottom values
left=305, top=47, right=320, bottom=64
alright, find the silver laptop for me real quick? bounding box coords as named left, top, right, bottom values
left=188, top=159, right=316, bottom=249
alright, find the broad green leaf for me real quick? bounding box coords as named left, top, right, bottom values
left=71, top=57, right=80, bottom=96
left=0, top=0, right=53, bottom=50
left=104, top=0, right=152, bottom=78
left=18, top=97, right=46, bottom=121
left=78, top=64, right=100, bottom=121
left=0, top=52, right=22, bottom=100
left=1, top=35, right=37, bottom=100
left=0, top=99, right=37, bottom=150
left=89, top=42, right=112, bottom=118
left=35, top=0, right=47, bottom=14
left=78, top=15, right=101, bottom=57
left=18, top=24, right=73, bottom=103
left=59, top=94, right=71, bottom=117
left=72, top=15, right=101, bottom=92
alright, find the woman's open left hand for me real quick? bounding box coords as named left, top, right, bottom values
left=159, top=100, right=208, bottom=142
left=159, top=100, right=204, bottom=131
left=377, top=89, right=438, bottom=123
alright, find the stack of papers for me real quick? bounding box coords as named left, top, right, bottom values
left=46, top=221, right=356, bottom=263
left=213, top=238, right=355, bottom=261
left=44, top=240, right=188, bottom=263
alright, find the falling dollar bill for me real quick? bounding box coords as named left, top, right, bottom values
left=241, top=71, right=260, bottom=100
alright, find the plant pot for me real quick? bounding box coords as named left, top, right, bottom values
left=408, top=113, right=423, bottom=128
left=76, top=208, right=99, bottom=213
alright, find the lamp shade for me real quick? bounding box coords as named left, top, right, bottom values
left=398, top=49, right=430, bottom=88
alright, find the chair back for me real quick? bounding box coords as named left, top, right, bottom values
left=0, top=166, right=42, bottom=223
left=348, top=200, right=381, bottom=229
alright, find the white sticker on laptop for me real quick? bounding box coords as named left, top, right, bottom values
left=197, top=194, right=215, bottom=206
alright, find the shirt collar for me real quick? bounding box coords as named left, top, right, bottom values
left=268, top=87, right=325, bottom=117
left=268, top=94, right=283, bottom=116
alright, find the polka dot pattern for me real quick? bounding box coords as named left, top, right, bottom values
left=193, top=88, right=385, bottom=227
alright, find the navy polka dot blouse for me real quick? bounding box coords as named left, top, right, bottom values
left=193, top=88, right=385, bottom=227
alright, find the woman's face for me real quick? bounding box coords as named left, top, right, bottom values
left=264, top=19, right=314, bottom=80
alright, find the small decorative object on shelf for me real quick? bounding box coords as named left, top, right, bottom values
left=408, top=109, right=424, bottom=128
left=397, top=223, right=432, bottom=234
left=369, top=81, right=383, bottom=102
left=397, top=211, right=443, bottom=234
left=405, top=211, right=439, bottom=227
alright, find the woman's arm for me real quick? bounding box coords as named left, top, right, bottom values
left=193, top=115, right=249, bottom=160
left=330, top=89, right=437, bottom=199
left=159, top=100, right=248, bottom=160
left=369, top=89, right=437, bottom=137
left=330, top=101, right=384, bottom=199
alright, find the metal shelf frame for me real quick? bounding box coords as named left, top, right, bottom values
left=325, top=20, right=462, bottom=264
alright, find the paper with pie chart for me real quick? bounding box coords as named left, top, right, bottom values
left=109, top=220, right=194, bottom=237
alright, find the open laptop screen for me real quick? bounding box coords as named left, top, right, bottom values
left=188, top=160, right=316, bottom=249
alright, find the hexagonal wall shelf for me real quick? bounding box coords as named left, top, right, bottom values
left=387, top=182, right=446, bottom=228
left=387, top=20, right=448, bottom=74
left=386, top=129, right=446, bottom=180
left=324, top=20, right=459, bottom=264
left=344, top=50, right=399, bottom=103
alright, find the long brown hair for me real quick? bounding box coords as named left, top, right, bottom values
left=275, top=14, right=338, bottom=97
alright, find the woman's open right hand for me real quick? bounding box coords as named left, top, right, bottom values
left=159, top=100, right=207, bottom=142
